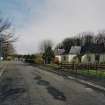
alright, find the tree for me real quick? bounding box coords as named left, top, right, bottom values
left=73, top=36, right=82, bottom=46
left=79, top=32, right=94, bottom=46
left=60, top=36, right=83, bottom=54
left=95, top=31, right=105, bottom=46
left=40, top=40, right=53, bottom=52
left=55, top=32, right=96, bottom=54
left=93, top=31, right=105, bottom=53
left=40, top=40, right=54, bottom=64
left=62, top=38, right=74, bottom=54
left=0, top=17, right=15, bottom=60
left=23, top=54, right=36, bottom=63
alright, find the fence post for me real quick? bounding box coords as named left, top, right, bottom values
left=88, top=63, right=90, bottom=75
left=96, top=63, right=98, bottom=77
left=72, top=63, right=74, bottom=73
left=76, top=64, right=78, bottom=74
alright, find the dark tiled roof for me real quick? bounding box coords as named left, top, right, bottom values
left=69, top=44, right=105, bottom=55
left=81, top=44, right=105, bottom=54
left=69, top=46, right=82, bottom=54
left=56, top=44, right=105, bottom=55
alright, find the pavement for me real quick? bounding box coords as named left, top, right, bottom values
left=0, top=61, right=105, bottom=105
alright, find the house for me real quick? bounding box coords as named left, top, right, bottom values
left=81, top=44, right=105, bottom=64
left=54, top=48, right=65, bottom=63
left=61, top=46, right=82, bottom=64
left=55, top=44, right=105, bottom=64
left=81, top=54, right=95, bottom=64
left=81, top=54, right=105, bottom=64
left=99, top=54, right=105, bottom=63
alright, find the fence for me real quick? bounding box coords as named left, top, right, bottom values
left=59, top=63, right=105, bottom=78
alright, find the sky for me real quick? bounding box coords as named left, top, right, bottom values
left=0, top=0, right=105, bottom=54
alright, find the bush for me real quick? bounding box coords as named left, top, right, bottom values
left=34, top=57, right=44, bottom=64
left=24, top=54, right=36, bottom=63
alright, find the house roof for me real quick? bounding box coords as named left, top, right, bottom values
left=81, top=44, right=105, bottom=54
left=69, top=44, right=105, bottom=55
left=69, top=46, right=82, bottom=54
left=54, top=48, right=65, bottom=55
left=55, top=44, right=105, bottom=55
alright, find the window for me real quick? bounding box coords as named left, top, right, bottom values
left=95, top=54, right=100, bottom=63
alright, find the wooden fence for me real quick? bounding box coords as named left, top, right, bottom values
left=59, top=63, right=105, bottom=78
left=60, top=63, right=105, bottom=70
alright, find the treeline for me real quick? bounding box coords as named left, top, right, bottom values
left=17, top=30, right=105, bottom=64
left=56, top=31, right=105, bottom=54
left=14, top=54, right=43, bottom=64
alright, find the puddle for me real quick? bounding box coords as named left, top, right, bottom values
left=46, top=86, right=66, bottom=101
left=34, top=76, right=41, bottom=80
left=37, top=80, right=50, bottom=86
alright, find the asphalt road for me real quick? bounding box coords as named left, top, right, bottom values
left=0, top=61, right=105, bottom=105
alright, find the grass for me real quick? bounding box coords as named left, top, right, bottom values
left=44, top=64, right=60, bottom=69
left=42, top=64, right=105, bottom=78
left=78, top=69, right=105, bottom=78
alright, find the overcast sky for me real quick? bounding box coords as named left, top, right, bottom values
left=0, top=0, right=105, bottom=54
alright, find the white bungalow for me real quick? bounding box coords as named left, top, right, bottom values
left=81, top=54, right=95, bottom=64
left=99, top=54, right=105, bottom=63
left=61, top=46, right=81, bottom=64
left=55, top=45, right=105, bottom=64
left=81, top=53, right=105, bottom=64
left=81, top=44, right=105, bottom=64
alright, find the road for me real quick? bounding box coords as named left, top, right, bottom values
left=0, top=61, right=105, bottom=105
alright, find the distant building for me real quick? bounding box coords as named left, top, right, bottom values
left=55, top=45, right=105, bottom=64
left=54, top=48, right=65, bottom=63
left=81, top=44, right=105, bottom=64
left=61, top=46, right=81, bottom=64
left=81, top=54, right=95, bottom=64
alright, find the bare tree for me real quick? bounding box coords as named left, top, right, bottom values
left=39, top=40, right=53, bottom=53
left=0, top=18, right=15, bottom=59
left=79, top=32, right=94, bottom=46
left=39, top=40, right=54, bottom=64
left=0, top=18, right=11, bottom=33
left=95, top=31, right=105, bottom=46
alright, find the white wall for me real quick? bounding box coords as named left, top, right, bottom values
left=68, top=54, right=79, bottom=63
left=81, top=54, right=95, bottom=64
left=100, top=54, right=105, bottom=63
left=61, top=55, right=68, bottom=63
left=55, top=55, right=62, bottom=63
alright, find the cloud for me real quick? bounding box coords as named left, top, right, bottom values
left=15, top=0, right=105, bottom=54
